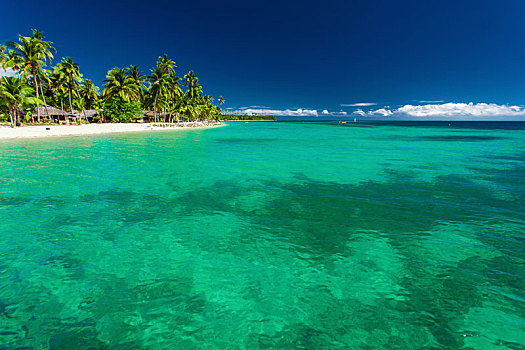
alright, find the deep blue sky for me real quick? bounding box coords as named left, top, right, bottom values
left=2, top=0, right=525, bottom=116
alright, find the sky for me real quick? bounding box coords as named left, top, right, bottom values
left=2, top=0, right=525, bottom=119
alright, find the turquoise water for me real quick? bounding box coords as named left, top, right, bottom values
left=0, top=121, right=524, bottom=349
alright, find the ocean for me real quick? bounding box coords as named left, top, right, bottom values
left=0, top=121, right=524, bottom=348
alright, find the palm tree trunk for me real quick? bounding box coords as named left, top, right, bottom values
left=74, top=84, right=87, bottom=124
left=68, top=87, right=75, bottom=124
left=38, top=78, right=50, bottom=122
left=164, top=97, right=167, bottom=122
left=9, top=107, right=14, bottom=128
left=33, top=73, right=41, bottom=123
left=153, top=93, right=158, bottom=123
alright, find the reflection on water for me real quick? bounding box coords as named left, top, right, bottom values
left=0, top=122, right=524, bottom=348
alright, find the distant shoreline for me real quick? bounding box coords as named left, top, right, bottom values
left=223, top=120, right=276, bottom=122
left=0, top=122, right=224, bottom=140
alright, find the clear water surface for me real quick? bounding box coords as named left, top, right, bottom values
left=0, top=121, right=524, bottom=348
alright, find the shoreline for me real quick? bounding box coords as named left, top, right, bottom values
left=0, top=122, right=224, bottom=140
left=223, top=120, right=276, bottom=122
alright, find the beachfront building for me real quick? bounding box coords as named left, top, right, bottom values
left=74, top=109, right=100, bottom=123
left=37, top=105, right=74, bottom=124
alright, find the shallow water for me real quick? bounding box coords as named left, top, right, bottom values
left=0, top=121, right=524, bottom=349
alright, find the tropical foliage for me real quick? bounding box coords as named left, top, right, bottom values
left=103, top=97, right=141, bottom=122
left=0, top=29, right=233, bottom=127
left=0, top=76, right=42, bottom=127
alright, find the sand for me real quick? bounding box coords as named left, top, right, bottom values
left=0, top=122, right=224, bottom=139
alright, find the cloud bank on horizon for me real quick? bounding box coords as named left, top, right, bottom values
left=236, top=108, right=320, bottom=117
left=233, top=102, right=525, bottom=120
left=363, top=102, right=525, bottom=119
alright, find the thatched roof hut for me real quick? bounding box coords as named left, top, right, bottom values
left=37, top=105, right=69, bottom=116
left=84, top=110, right=99, bottom=119
left=73, top=110, right=99, bottom=119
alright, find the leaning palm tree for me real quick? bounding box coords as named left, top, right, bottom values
left=5, top=30, right=56, bottom=122
left=0, top=45, right=6, bottom=86
left=2, top=49, right=24, bottom=78
left=0, top=76, right=42, bottom=127
left=218, top=96, right=225, bottom=106
left=102, top=67, right=140, bottom=102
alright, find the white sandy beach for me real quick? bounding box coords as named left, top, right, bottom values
left=0, top=122, right=224, bottom=139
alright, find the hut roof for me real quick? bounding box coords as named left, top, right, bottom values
left=84, top=110, right=98, bottom=118
left=37, top=105, right=69, bottom=116
left=73, top=109, right=98, bottom=118
left=143, top=111, right=169, bottom=117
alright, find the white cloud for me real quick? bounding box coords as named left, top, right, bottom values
left=239, top=108, right=319, bottom=117
left=231, top=108, right=350, bottom=117
left=231, top=102, right=525, bottom=120
left=365, top=102, right=525, bottom=119
left=0, top=68, right=17, bottom=78
left=368, top=108, right=394, bottom=117
left=398, top=103, right=525, bottom=117
left=341, top=102, right=377, bottom=107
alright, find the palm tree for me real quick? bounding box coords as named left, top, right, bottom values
left=0, top=45, right=6, bottom=86
left=218, top=96, right=225, bottom=106
left=184, top=71, right=202, bottom=102
left=5, top=30, right=56, bottom=122
left=30, top=30, right=55, bottom=121
left=79, top=79, right=99, bottom=110
left=0, top=76, right=42, bottom=127
left=48, top=64, right=68, bottom=114
left=168, top=75, right=183, bottom=122
left=157, top=54, right=176, bottom=76
left=102, top=67, right=140, bottom=102
left=56, top=57, right=84, bottom=123
left=148, top=66, right=169, bottom=122
left=1, top=49, right=24, bottom=77
left=156, top=55, right=177, bottom=121
left=126, top=65, right=147, bottom=93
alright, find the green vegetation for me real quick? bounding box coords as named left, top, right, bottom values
left=103, top=97, right=142, bottom=123
left=0, top=76, right=43, bottom=126
left=0, top=29, right=225, bottom=127
left=220, top=114, right=276, bottom=121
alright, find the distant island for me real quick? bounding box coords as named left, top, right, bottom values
left=0, top=29, right=226, bottom=129
left=220, top=114, right=276, bottom=121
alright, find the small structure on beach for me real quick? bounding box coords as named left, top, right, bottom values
left=37, top=106, right=72, bottom=124
left=142, top=111, right=155, bottom=123
left=73, top=109, right=100, bottom=123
